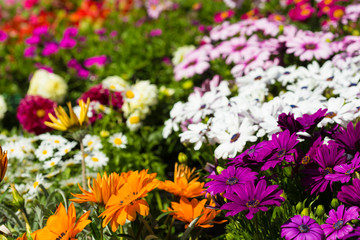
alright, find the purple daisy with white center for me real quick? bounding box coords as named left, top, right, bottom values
left=321, top=205, right=359, bottom=240
left=338, top=178, right=360, bottom=207
left=260, top=130, right=299, bottom=171
left=325, top=152, right=360, bottom=183
left=205, top=166, right=258, bottom=194
left=302, top=142, right=347, bottom=195
left=332, top=121, right=360, bottom=155
left=221, top=179, right=284, bottom=219
left=281, top=215, right=324, bottom=240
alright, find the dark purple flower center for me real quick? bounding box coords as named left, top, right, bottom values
left=325, top=112, right=337, bottom=119
left=185, top=60, right=197, bottom=68
left=200, top=104, right=206, bottom=109
left=326, top=76, right=334, bottom=81
left=284, top=71, right=290, bottom=75
left=290, top=104, right=297, bottom=108
left=277, top=149, right=286, bottom=158
left=333, top=220, right=344, bottom=230
left=235, top=45, right=245, bottom=51
left=230, top=133, right=240, bottom=143
left=246, top=199, right=260, bottom=208
left=301, top=156, right=311, bottom=165
left=226, top=177, right=239, bottom=185
left=345, top=168, right=354, bottom=175
left=324, top=167, right=333, bottom=175
left=298, top=224, right=310, bottom=233
left=304, top=43, right=317, bottom=50
left=254, top=76, right=262, bottom=80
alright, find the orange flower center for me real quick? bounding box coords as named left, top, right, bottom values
left=220, top=12, right=229, bottom=19
left=125, top=90, right=135, bottom=99
left=325, top=112, right=337, bottom=119
left=301, top=156, right=311, bottom=165
left=300, top=9, right=311, bottom=16
left=333, top=9, right=344, bottom=19
left=246, top=199, right=260, bottom=208
left=36, top=109, right=46, bottom=118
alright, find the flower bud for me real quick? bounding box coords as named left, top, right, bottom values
left=296, top=202, right=303, bottom=212
left=331, top=198, right=339, bottom=209
left=178, top=152, right=187, bottom=164
left=216, top=166, right=225, bottom=174
left=315, top=205, right=325, bottom=217
left=301, top=208, right=309, bottom=216
left=10, top=184, right=24, bottom=210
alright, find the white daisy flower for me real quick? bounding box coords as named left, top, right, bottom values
left=83, top=134, right=102, bottom=151
left=34, top=144, right=54, bottom=161
left=56, top=141, right=77, bottom=157
left=109, top=133, right=127, bottom=148
left=85, top=151, right=109, bottom=169
left=126, top=113, right=142, bottom=131
left=43, top=157, right=62, bottom=169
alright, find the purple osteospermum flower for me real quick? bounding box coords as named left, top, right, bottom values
left=42, top=42, right=59, bottom=56
left=321, top=205, right=359, bottom=240
left=24, top=46, right=36, bottom=58
left=302, top=143, right=346, bottom=195
left=59, top=37, right=77, bottom=49
left=149, top=29, right=162, bottom=37
left=221, top=180, right=284, bottom=219
left=205, top=166, right=257, bottom=194
left=326, top=152, right=360, bottom=183
left=296, top=108, right=327, bottom=133
left=281, top=215, right=324, bottom=240
left=338, top=178, right=360, bottom=207
left=299, top=137, right=323, bottom=165
left=227, top=141, right=268, bottom=167
left=332, top=121, right=360, bottom=155
left=260, top=130, right=299, bottom=171
left=84, top=55, right=107, bottom=68
left=278, top=112, right=302, bottom=134
left=63, top=27, right=78, bottom=38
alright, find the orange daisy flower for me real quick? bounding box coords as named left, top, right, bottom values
left=158, top=163, right=205, bottom=198
left=32, top=202, right=91, bottom=240
left=0, top=146, right=8, bottom=183
left=99, top=169, right=159, bottom=232
left=16, top=233, right=38, bottom=240
left=70, top=172, right=125, bottom=206
left=165, top=197, right=227, bottom=228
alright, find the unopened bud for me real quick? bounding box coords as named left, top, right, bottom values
left=296, top=202, right=303, bottom=212
left=10, top=184, right=24, bottom=210
left=178, top=152, right=187, bottom=164
left=315, top=205, right=325, bottom=217
left=216, top=166, right=225, bottom=174
left=331, top=198, right=339, bottom=209
left=301, top=208, right=310, bottom=216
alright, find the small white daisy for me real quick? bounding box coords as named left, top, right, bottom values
left=43, top=157, right=62, bottom=169
left=126, top=113, right=142, bottom=131
left=109, top=133, right=127, bottom=148
left=83, top=134, right=103, bottom=151
left=85, top=151, right=109, bottom=169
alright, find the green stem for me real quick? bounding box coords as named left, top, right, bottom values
left=21, top=208, right=32, bottom=240
left=165, top=217, right=175, bottom=240
left=79, top=138, right=87, bottom=190
left=99, top=219, right=104, bottom=240
left=138, top=215, right=155, bottom=235
left=135, top=221, right=144, bottom=240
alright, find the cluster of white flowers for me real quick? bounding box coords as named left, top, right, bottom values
left=80, top=134, right=109, bottom=169
left=164, top=56, right=360, bottom=159
left=0, top=95, right=7, bottom=120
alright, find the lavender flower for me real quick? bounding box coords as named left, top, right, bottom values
left=338, top=178, right=360, bottom=207
left=221, top=180, right=284, bottom=219
left=321, top=205, right=359, bottom=240
left=281, top=215, right=324, bottom=240
left=205, top=166, right=257, bottom=194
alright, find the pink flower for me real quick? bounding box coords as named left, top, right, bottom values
left=59, top=37, right=77, bottom=49
left=42, top=42, right=59, bottom=56
left=288, top=3, right=315, bottom=21
left=149, top=29, right=162, bottom=37
left=24, top=46, right=36, bottom=58
left=83, top=55, right=107, bottom=68
left=214, top=10, right=235, bottom=23
left=63, top=27, right=78, bottom=38
left=329, top=5, right=345, bottom=20
left=23, top=0, right=38, bottom=9
left=0, top=31, right=8, bottom=42
left=17, top=95, right=57, bottom=135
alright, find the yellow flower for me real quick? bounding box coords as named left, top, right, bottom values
left=44, top=98, right=90, bottom=132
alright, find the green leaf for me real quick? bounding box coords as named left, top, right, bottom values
left=180, top=215, right=201, bottom=240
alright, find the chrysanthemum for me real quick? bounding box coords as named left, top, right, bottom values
left=71, top=172, right=125, bottom=206
left=17, top=95, right=57, bottom=135
left=99, top=169, right=159, bottom=231
left=338, top=178, right=360, bottom=207
left=158, top=163, right=205, bottom=198
left=109, top=133, right=127, bottom=148
left=205, top=166, right=257, bottom=194
left=321, top=205, right=359, bottom=240
left=221, top=180, right=285, bottom=219
left=32, top=203, right=91, bottom=239
left=165, top=197, right=227, bottom=228
left=281, top=215, right=324, bottom=240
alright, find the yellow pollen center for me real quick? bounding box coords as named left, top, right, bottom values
left=91, top=157, right=99, bottom=162
left=36, top=109, right=46, bottom=118
left=129, top=116, right=140, bottom=124
left=125, top=90, right=135, bottom=99
left=10, top=149, right=14, bottom=152
left=274, top=15, right=282, bottom=21
left=33, top=181, right=39, bottom=189
left=50, top=162, right=55, bottom=166
left=333, top=9, right=344, bottom=19
left=42, top=150, right=47, bottom=155
left=114, top=138, right=122, bottom=145
left=301, top=9, right=310, bottom=16
left=65, top=149, right=69, bottom=153
left=324, top=0, right=333, bottom=4
left=221, top=12, right=229, bottom=19
left=323, top=6, right=330, bottom=13
left=110, top=85, right=116, bottom=90
left=88, top=141, right=93, bottom=146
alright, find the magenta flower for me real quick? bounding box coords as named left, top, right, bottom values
left=17, top=95, right=56, bottom=135
left=321, top=205, right=359, bottom=240
left=332, top=121, right=360, bottom=155
left=0, top=30, right=8, bottom=42
left=149, top=29, right=162, bottom=37
left=25, top=35, right=40, bottom=45
left=42, top=42, right=59, bottom=56
left=84, top=55, right=107, bottom=68
left=326, top=153, right=360, bottom=183
left=33, top=26, right=48, bottom=36
left=214, top=10, right=235, bottom=23
left=288, top=3, right=314, bottom=21
left=24, top=46, right=36, bottom=58
left=59, top=37, right=77, bottom=49
left=221, top=180, right=284, bottom=219
left=227, top=141, right=268, bottom=167
left=302, top=143, right=347, bottom=195
left=338, top=178, right=360, bottom=207
left=63, top=27, right=78, bottom=38
left=281, top=215, right=324, bottom=240
left=205, top=166, right=257, bottom=194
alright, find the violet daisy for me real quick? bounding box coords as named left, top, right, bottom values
left=205, top=166, right=258, bottom=194
left=326, top=152, right=360, bottom=183
left=332, top=121, right=360, bottom=155
left=227, top=141, right=268, bottom=167
left=302, top=143, right=346, bottom=195
left=281, top=215, right=324, bottom=240
left=296, top=108, right=327, bottom=133
left=261, top=130, right=299, bottom=171
left=277, top=112, right=302, bottom=134
left=337, top=178, right=360, bottom=207
left=321, top=205, right=359, bottom=240
left=221, top=180, right=284, bottom=219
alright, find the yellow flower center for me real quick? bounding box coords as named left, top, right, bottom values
left=50, top=162, right=55, bottom=166
left=42, top=150, right=47, bottom=155
left=129, top=116, right=140, bottom=124
left=114, top=138, right=122, bottom=145
left=125, top=90, right=135, bottom=99
left=33, top=181, right=39, bottom=189
left=324, top=0, right=333, bottom=4
left=36, top=109, right=46, bottom=118
left=110, top=85, right=116, bottom=90
left=300, top=9, right=310, bottom=16
left=220, top=12, right=229, bottom=19
left=91, top=157, right=99, bottom=162
left=100, top=130, right=109, bottom=137
left=87, top=141, right=93, bottom=146
left=54, top=140, right=60, bottom=144
left=64, top=149, right=69, bottom=153
left=10, top=149, right=14, bottom=152
left=333, top=9, right=344, bottom=19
